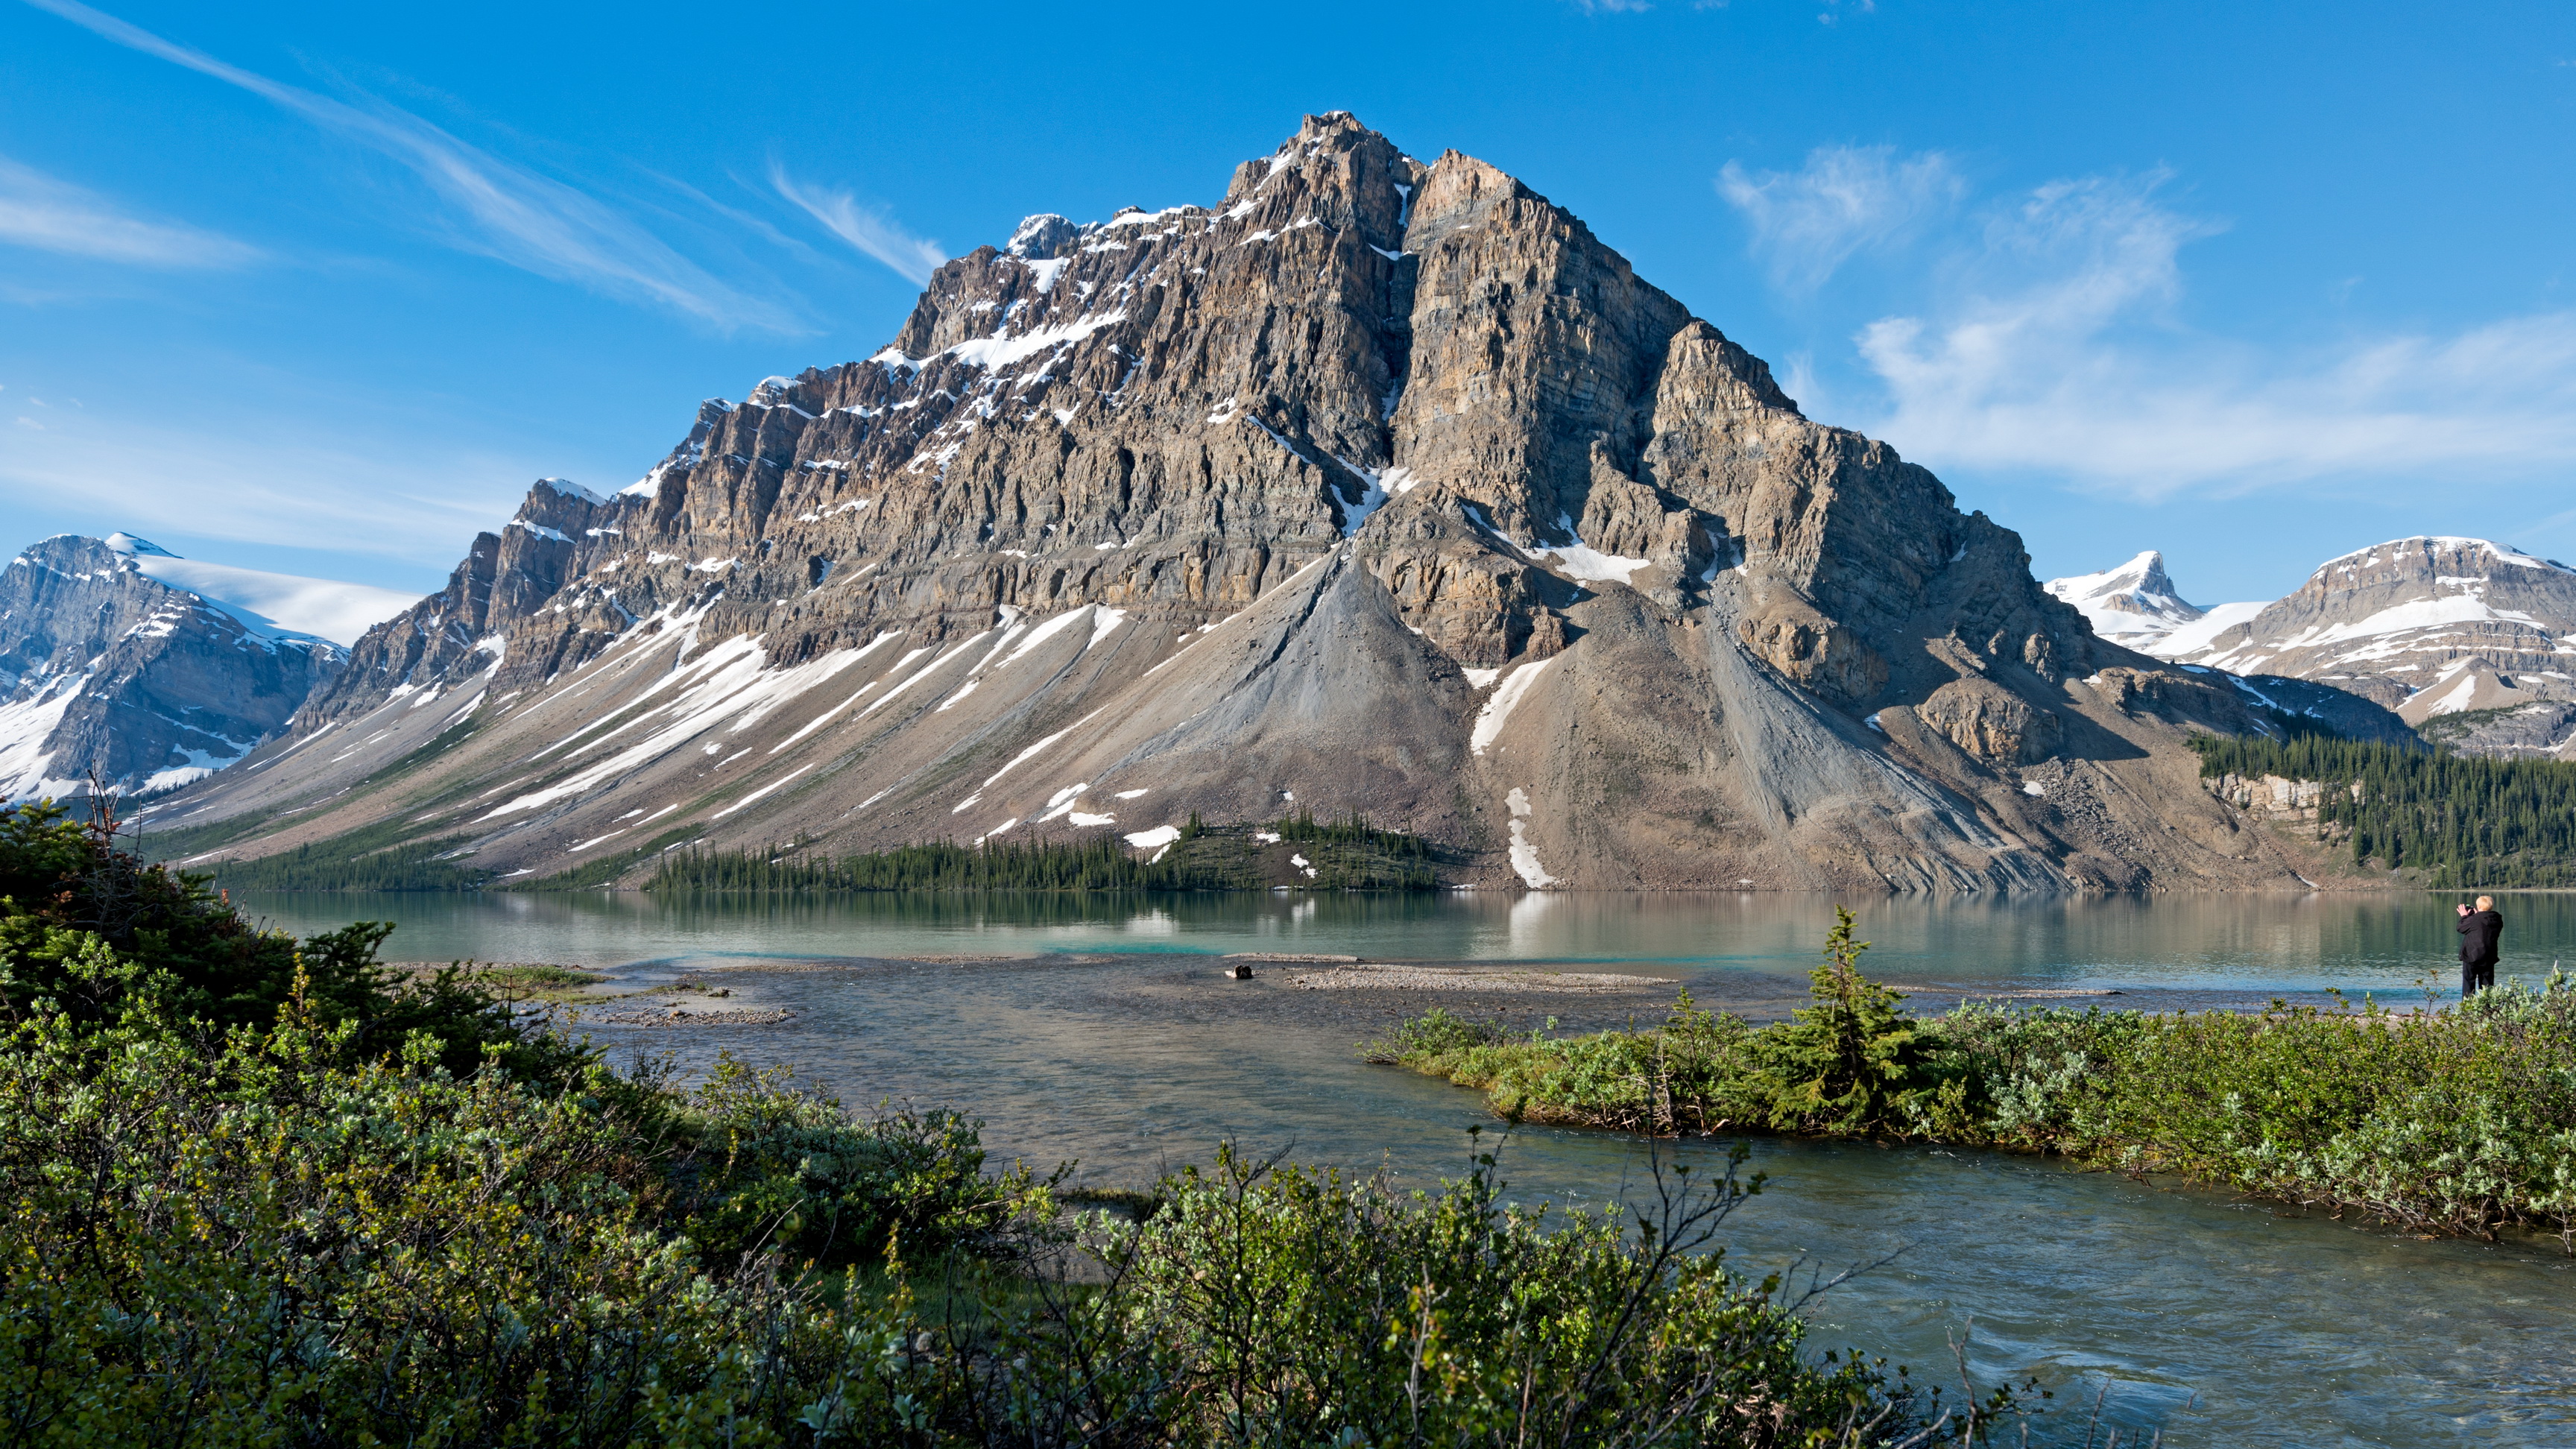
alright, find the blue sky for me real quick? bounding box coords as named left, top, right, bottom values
left=4, top=0, right=2574, bottom=607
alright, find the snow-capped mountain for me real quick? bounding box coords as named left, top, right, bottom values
left=148, top=115, right=2399, bottom=892
left=2058, top=537, right=2576, bottom=759
left=102, top=534, right=420, bottom=648
left=0, top=534, right=420, bottom=801
left=2042, top=551, right=2206, bottom=649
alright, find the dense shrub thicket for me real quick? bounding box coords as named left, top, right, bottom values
left=2191, top=733, right=2576, bottom=885
left=0, top=801, right=1974, bottom=1445
left=1374, top=909, right=2576, bottom=1243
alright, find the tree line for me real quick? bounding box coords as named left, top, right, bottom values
left=651, top=815, right=1438, bottom=894
left=2192, top=734, right=2576, bottom=886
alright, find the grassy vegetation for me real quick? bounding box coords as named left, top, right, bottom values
left=0, top=798, right=2017, bottom=1445
left=2191, top=733, right=2576, bottom=886
left=652, top=812, right=1439, bottom=893
left=140, top=806, right=493, bottom=891
left=381, top=960, right=617, bottom=1005
left=128, top=801, right=289, bottom=867
left=1372, top=909, right=2576, bottom=1244
left=509, top=824, right=706, bottom=891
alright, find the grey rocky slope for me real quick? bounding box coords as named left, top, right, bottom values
left=1, top=534, right=355, bottom=800
left=2139, top=537, right=2576, bottom=759
left=148, top=115, right=2404, bottom=891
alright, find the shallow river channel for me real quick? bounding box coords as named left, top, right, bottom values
left=238, top=889, right=2576, bottom=1446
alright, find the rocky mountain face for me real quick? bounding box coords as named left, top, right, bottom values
left=2126, top=537, right=2576, bottom=760
left=151, top=115, right=2403, bottom=891
left=0, top=534, right=365, bottom=801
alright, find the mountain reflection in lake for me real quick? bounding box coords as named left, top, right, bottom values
left=238, top=889, right=2576, bottom=1445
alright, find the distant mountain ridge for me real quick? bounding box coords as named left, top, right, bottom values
left=0, top=534, right=417, bottom=800
left=148, top=114, right=2404, bottom=891
left=2047, top=537, right=2576, bottom=759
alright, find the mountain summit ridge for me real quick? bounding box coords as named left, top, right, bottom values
left=2053, top=535, right=2576, bottom=760
left=151, top=114, right=2387, bottom=891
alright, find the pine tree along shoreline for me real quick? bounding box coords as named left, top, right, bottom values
left=149, top=809, right=1441, bottom=893
left=2, top=799, right=2037, bottom=1445
left=151, top=738, right=2576, bottom=894
left=1368, top=909, right=2576, bottom=1246
left=2191, top=734, right=2576, bottom=886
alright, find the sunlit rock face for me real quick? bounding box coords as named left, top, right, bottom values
left=154, top=114, right=2405, bottom=891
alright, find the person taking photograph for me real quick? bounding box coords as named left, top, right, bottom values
left=2455, top=895, right=2504, bottom=997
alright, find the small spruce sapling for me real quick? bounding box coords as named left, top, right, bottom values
left=1754, top=906, right=1950, bottom=1135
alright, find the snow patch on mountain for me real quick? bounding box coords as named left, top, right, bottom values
left=2145, top=601, right=2267, bottom=660
left=2044, top=551, right=2203, bottom=648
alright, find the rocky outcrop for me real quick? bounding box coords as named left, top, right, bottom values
left=0, top=535, right=355, bottom=800
left=150, top=115, right=2386, bottom=891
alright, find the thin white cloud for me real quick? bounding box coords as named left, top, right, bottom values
left=1718, top=144, right=1964, bottom=292
left=769, top=162, right=946, bottom=286
left=0, top=154, right=260, bottom=268
left=1852, top=171, right=2576, bottom=498
left=23, top=0, right=799, bottom=332
left=0, top=400, right=533, bottom=569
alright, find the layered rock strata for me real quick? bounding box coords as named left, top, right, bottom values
left=150, top=115, right=2399, bottom=890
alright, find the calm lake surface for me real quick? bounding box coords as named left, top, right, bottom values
left=240, top=889, right=2576, bottom=1446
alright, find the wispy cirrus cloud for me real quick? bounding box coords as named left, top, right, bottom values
left=768, top=162, right=947, bottom=286
left=1723, top=148, right=2576, bottom=504
left=1717, top=144, right=1964, bottom=292
left=22, top=0, right=801, bottom=332
left=0, top=154, right=260, bottom=268
left=0, top=395, right=530, bottom=573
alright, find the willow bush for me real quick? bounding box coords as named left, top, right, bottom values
left=1372, top=909, right=2576, bottom=1243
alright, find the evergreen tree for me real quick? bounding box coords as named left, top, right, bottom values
left=1749, top=908, right=1954, bottom=1135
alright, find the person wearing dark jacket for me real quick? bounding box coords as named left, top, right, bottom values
left=2455, top=895, right=2503, bottom=997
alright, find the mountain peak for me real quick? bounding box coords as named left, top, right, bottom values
left=2151, top=533, right=2576, bottom=754
left=2044, top=550, right=2203, bottom=645
left=2, top=534, right=356, bottom=801
left=103, top=531, right=178, bottom=558
left=2309, top=535, right=2575, bottom=587
left=146, top=114, right=2357, bottom=891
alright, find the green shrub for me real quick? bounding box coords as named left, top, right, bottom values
left=1373, top=921, right=2576, bottom=1245
left=1041, top=1139, right=1944, bottom=1446
left=0, top=801, right=1990, bottom=1444
left=0, top=994, right=1046, bottom=1444
left=1744, top=909, right=1966, bottom=1137
left=1, top=801, right=567, bottom=1079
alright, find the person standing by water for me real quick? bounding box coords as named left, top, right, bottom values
left=2455, top=894, right=2503, bottom=997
